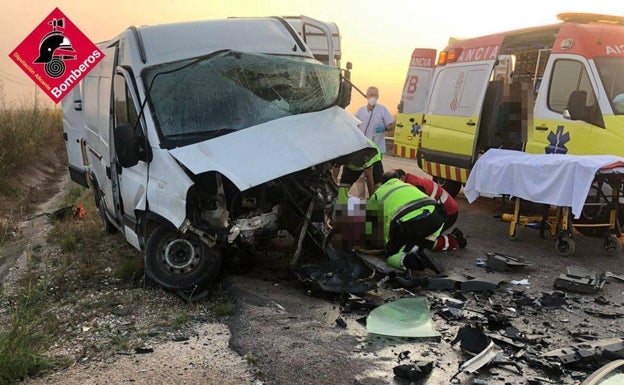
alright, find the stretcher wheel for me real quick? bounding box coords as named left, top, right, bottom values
left=555, top=237, right=575, bottom=257
left=601, top=235, right=622, bottom=256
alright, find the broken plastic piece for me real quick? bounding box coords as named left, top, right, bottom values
left=393, top=361, right=433, bottom=381
left=451, top=326, right=491, bottom=355
left=366, top=297, right=440, bottom=338
left=485, top=252, right=532, bottom=272
left=554, top=266, right=605, bottom=294
left=458, top=341, right=504, bottom=373
left=542, top=337, right=624, bottom=364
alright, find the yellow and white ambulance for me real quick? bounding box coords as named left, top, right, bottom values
left=393, top=13, right=624, bottom=197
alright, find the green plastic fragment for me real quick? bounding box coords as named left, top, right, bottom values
left=367, top=297, right=440, bottom=338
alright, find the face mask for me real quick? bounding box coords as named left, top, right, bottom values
left=368, top=97, right=377, bottom=106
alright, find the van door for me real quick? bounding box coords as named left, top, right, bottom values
left=419, top=62, right=492, bottom=183
left=82, top=47, right=122, bottom=227
left=61, top=85, right=88, bottom=187
left=111, top=69, right=149, bottom=239
left=527, top=57, right=599, bottom=154
left=393, top=48, right=436, bottom=159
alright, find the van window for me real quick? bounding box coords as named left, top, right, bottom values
left=595, top=57, right=624, bottom=115
left=113, top=74, right=139, bottom=127
left=144, top=51, right=340, bottom=147
left=549, top=59, right=603, bottom=127
left=429, top=64, right=489, bottom=117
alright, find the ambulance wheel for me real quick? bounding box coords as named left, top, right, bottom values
left=555, top=237, right=575, bottom=257
left=144, top=225, right=223, bottom=290
left=433, top=177, right=462, bottom=198
left=601, top=235, right=622, bottom=256
left=95, top=189, right=117, bottom=234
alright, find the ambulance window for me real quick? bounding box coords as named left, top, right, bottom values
left=113, top=74, right=139, bottom=127
left=429, top=64, right=489, bottom=116
left=549, top=59, right=603, bottom=127
left=595, top=57, right=624, bottom=115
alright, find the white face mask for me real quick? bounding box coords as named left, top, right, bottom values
left=368, top=97, right=377, bottom=106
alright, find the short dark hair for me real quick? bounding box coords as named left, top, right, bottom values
left=381, top=170, right=400, bottom=184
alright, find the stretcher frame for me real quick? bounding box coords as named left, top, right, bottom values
left=505, top=168, right=624, bottom=257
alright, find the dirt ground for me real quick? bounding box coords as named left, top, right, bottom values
left=3, top=154, right=624, bottom=385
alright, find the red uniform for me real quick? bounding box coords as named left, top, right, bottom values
left=404, top=173, right=458, bottom=216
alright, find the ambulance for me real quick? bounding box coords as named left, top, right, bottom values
left=393, top=13, right=624, bottom=197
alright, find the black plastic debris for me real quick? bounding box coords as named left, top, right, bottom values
left=335, top=316, right=347, bottom=328
left=393, top=361, right=433, bottom=381
left=292, top=248, right=379, bottom=294
left=594, top=296, right=609, bottom=305
left=397, top=350, right=410, bottom=362
left=485, top=252, right=532, bottom=272
left=537, top=291, right=567, bottom=307
left=135, top=347, right=154, bottom=354
left=461, top=278, right=501, bottom=294
left=554, top=266, right=605, bottom=294
left=439, top=307, right=463, bottom=321
left=542, top=337, right=624, bottom=364
left=451, top=326, right=491, bottom=355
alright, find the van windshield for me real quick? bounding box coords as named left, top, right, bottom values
left=144, top=51, right=340, bottom=145
left=595, top=57, right=624, bottom=115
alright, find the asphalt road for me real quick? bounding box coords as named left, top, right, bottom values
left=223, top=153, right=624, bottom=385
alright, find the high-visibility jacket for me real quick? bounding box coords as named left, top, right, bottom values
left=346, top=138, right=382, bottom=171
left=369, top=178, right=441, bottom=243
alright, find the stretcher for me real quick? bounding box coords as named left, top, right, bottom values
left=464, top=149, right=624, bottom=257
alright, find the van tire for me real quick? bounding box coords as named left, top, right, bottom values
left=144, top=225, right=223, bottom=290
left=433, top=177, right=462, bottom=198
left=95, top=190, right=117, bottom=234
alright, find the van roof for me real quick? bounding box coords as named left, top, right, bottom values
left=107, top=17, right=315, bottom=66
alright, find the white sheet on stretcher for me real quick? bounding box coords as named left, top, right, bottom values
left=463, top=149, right=624, bottom=219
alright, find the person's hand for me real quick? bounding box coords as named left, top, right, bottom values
left=375, top=125, right=386, bottom=133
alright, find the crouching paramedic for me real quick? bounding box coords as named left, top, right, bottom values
left=368, top=177, right=447, bottom=273
left=337, top=139, right=383, bottom=202
left=388, top=169, right=466, bottom=249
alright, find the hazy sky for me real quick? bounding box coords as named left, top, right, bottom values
left=2, top=0, right=622, bottom=113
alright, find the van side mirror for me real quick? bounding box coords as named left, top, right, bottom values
left=338, top=76, right=352, bottom=108
left=565, top=90, right=587, bottom=121
left=114, top=123, right=141, bottom=168
left=397, top=100, right=404, bottom=113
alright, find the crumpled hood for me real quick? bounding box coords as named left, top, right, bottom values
left=168, top=106, right=373, bottom=191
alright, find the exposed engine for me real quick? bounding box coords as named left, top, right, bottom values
left=184, top=161, right=338, bottom=252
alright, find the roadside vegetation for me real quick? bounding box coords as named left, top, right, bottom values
left=0, top=94, right=233, bottom=384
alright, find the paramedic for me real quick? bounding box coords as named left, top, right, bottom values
left=337, top=139, right=384, bottom=201
left=367, top=177, right=449, bottom=272
left=355, top=86, right=395, bottom=154
left=390, top=169, right=465, bottom=246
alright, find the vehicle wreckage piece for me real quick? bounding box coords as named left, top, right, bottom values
left=542, top=337, right=624, bottom=364
left=366, top=297, right=440, bottom=338
left=458, top=341, right=505, bottom=374
left=393, top=361, right=433, bottom=381
left=292, top=248, right=380, bottom=294
left=554, top=266, right=605, bottom=294
left=485, top=252, right=533, bottom=272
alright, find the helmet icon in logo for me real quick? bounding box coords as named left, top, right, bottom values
left=33, top=18, right=75, bottom=78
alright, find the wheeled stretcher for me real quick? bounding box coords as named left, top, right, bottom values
left=464, top=149, right=624, bottom=257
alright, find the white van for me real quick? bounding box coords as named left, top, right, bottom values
left=61, top=16, right=373, bottom=293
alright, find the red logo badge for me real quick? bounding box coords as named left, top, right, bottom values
left=9, top=8, right=104, bottom=104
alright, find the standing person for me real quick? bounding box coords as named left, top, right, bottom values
left=355, top=86, right=395, bottom=155
left=382, top=170, right=467, bottom=249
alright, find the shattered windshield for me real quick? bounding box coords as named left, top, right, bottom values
left=595, top=57, right=624, bottom=115
left=144, top=51, right=340, bottom=144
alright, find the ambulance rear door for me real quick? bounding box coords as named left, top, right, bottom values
left=419, top=56, right=495, bottom=185
left=393, top=48, right=436, bottom=159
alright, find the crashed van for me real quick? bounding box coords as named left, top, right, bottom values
left=61, top=16, right=374, bottom=292
left=393, top=13, right=624, bottom=197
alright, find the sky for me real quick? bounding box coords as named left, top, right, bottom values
left=2, top=0, right=623, bottom=114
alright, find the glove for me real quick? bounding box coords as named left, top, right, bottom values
left=374, top=125, right=386, bottom=133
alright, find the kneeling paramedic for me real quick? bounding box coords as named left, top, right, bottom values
left=369, top=177, right=446, bottom=272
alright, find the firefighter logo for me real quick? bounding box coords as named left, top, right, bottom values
left=33, top=17, right=75, bottom=78
left=9, top=8, right=104, bottom=103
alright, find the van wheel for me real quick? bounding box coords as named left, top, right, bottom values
left=144, top=225, right=223, bottom=290
left=95, top=190, right=117, bottom=234
left=433, top=177, right=462, bottom=198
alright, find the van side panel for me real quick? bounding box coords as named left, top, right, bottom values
left=61, top=86, right=89, bottom=187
